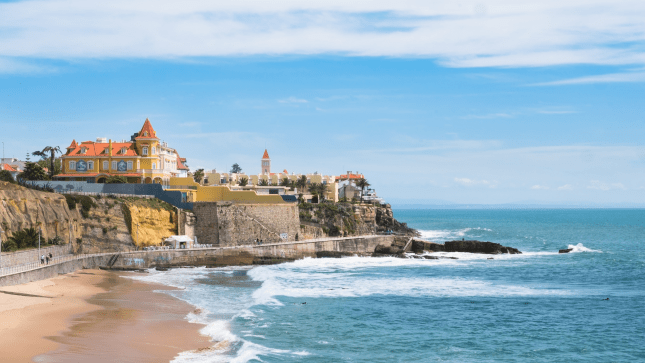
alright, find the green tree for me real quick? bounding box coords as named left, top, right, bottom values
left=6, top=227, right=40, bottom=249
left=18, top=162, right=48, bottom=181
left=280, top=177, right=291, bottom=188
left=296, top=175, right=308, bottom=193
left=193, top=169, right=205, bottom=184
left=0, top=170, right=15, bottom=183
left=317, top=182, right=329, bottom=202
left=258, top=178, right=269, bottom=186
left=238, top=177, right=249, bottom=186
left=106, top=175, right=127, bottom=184
left=356, top=178, right=370, bottom=203
left=32, top=146, right=62, bottom=179
left=230, top=163, right=242, bottom=174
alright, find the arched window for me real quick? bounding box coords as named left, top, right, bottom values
left=152, top=163, right=156, bottom=170
left=142, top=147, right=148, bottom=156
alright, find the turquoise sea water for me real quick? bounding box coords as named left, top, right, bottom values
left=131, top=209, right=645, bottom=362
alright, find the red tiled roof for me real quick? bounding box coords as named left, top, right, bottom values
left=2, top=164, right=17, bottom=172
left=66, top=142, right=138, bottom=157
left=336, top=173, right=364, bottom=180
left=67, top=139, right=78, bottom=150
left=262, top=149, right=270, bottom=159
left=135, top=118, right=158, bottom=139
left=176, top=152, right=189, bottom=170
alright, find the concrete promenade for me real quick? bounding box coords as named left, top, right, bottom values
left=0, top=235, right=394, bottom=287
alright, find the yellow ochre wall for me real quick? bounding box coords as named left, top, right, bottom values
left=167, top=177, right=286, bottom=204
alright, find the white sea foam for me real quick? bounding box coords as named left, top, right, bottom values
left=419, top=227, right=493, bottom=241
left=567, top=243, right=602, bottom=253
left=246, top=256, right=570, bottom=300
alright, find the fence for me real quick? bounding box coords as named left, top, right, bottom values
left=0, top=251, right=116, bottom=277
left=28, top=181, right=193, bottom=210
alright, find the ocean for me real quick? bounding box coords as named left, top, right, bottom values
left=130, top=209, right=645, bottom=362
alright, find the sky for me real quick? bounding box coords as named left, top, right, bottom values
left=0, top=0, right=644, bottom=205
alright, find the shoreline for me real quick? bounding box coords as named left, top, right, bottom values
left=0, top=269, right=211, bottom=363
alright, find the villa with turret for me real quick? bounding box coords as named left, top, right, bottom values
left=57, top=119, right=188, bottom=184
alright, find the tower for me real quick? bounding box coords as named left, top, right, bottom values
left=261, top=149, right=271, bottom=175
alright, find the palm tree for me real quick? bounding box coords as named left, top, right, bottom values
left=355, top=178, right=370, bottom=204
left=193, top=169, right=205, bottom=184
left=296, top=175, right=308, bottom=193
left=239, top=177, right=248, bottom=186
left=317, top=182, right=329, bottom=203
left=258, top=178, right=269, bottom=186
left=32, top=146, right=61, bottom=179
left=280, top=177, right=290, bottom=187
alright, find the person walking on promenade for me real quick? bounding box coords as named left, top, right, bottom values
left=46, top=255, right=49, bottom=264
left=41, top=255, right=45, bottom=264
left=49, top=252, right=53, bottom=262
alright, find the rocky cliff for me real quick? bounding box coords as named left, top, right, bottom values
left=0, top=182, right=178, bottom=255
left=298, top=202, right=418, bottom=239
left=0, top=181, right=81, bottom=245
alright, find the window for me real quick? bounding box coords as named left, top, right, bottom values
left=121, top=147, right=127, bottom=154
left=142, top=147, right=148, bottom=156
left=151, top=146, right=156, bottom=155
left=69, top=161, right=76, bottom=170
left=152, top=163, right=156, bottom=170
left=103, top=161, right=108, bottom=170
left=127, top=161, right=133, bottom=170
left=112, top=161, right=117, bottom=170
left=88, top=161, right=94, bottom=170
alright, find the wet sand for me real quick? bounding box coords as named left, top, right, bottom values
left=0, top=269, right=210, bottom=363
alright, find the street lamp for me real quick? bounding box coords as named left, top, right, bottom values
left=0, top=227, right=4, bottom=271
left=38, top=227, right=41, bottom=264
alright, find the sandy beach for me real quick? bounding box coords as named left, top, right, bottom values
left=0, top=269, right=210, bottom=363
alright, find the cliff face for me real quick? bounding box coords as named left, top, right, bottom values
left=0, top=182, right=177, bottom=254
left=0, top=181, right=82, bottom=244
left=298, top=203, right=418, bottom=239
left=121, top=199, right=177, bottom=247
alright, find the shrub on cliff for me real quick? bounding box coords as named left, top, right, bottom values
left=106, top=175, right=127, bottom=184
left=0, top=170, right=15, bottom=183
left=64, top=194, right=77, bottom=210
left=6, top=227, right=40, bottom=250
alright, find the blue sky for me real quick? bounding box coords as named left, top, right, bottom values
left=1, top=1, right=644, bottom=205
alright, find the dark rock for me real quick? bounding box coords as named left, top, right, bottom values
left=411, top=240, right=445, bottom=253
left=444, top=240, right=521, bottom=254
left=559, top=248, right=573, bottom=254
left=375, top=206, right=420, bottom=237
left=372, top=244, right=405, bottom=257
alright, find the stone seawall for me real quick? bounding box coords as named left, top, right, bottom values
left=0, top=244, right=72, bottom=268
left=0, top=235, right=393, bottom=287
left=109, top=235, right=393, bottom=269
left=0, top=255, right=113, bottom=287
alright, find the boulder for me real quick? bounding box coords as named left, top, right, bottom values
left=443, top=240, right=521, bottom=254
left=411, top=240, right=445, bottom=253
left=372, top=244, right=405, bottom=256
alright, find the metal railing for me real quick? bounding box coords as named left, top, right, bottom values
left=0, top=251, right=117, bottom=277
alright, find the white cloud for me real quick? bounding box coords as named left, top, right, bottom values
left=587, top=181, right=627, bottom=191
left=531, top=185, right=549, bottom=190
left=1, top=1, right=645, bottom=69
left=462, top=113, right=514, bottom=120
left=534, top=71, right=645, bottom=86
left=557, top=184, right=573, bottom=190
left=455, top=177, right=496, bottom=188
left=278, top=97, right=308, bottom=104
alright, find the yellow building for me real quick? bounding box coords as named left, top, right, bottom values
left=58, top=119, right=189, bottom=183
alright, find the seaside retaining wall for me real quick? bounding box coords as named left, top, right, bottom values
left=0, top=254, right=113, bottom=287
left=0, top=235, right=393, bottom=287
left=0, top=244, right=72, bottom=268
left=193, top=202, right=300, bottom=246
left=110, top=235, right=393, bottom=269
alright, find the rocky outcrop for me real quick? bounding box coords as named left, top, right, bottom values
left=373, top=238, right=521, bottom=257
left=444, top=240, right=521, bottom=254
left=121, top=199, right=178, bottom=248
left=298, top=203, right=419, bottom=239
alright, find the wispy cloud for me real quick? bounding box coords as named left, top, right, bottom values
left=455, top=177, right=497, bottom=188
left=534, top=71, right=645, bottom=86
left=531, top=185, right=549, bottom=190
left=587, top=180, right=627, bottom=191
left=557, top=184, right=573, bottom=191
left=278, top=97, right=308, bottom=104
left=1, top=1, right=645, bottom=69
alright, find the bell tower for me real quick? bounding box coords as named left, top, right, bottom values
left=261, top=149, right=271, bottom=175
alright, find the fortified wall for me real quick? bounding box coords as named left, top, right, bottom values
left=193, top=202, right=300, bottom=246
